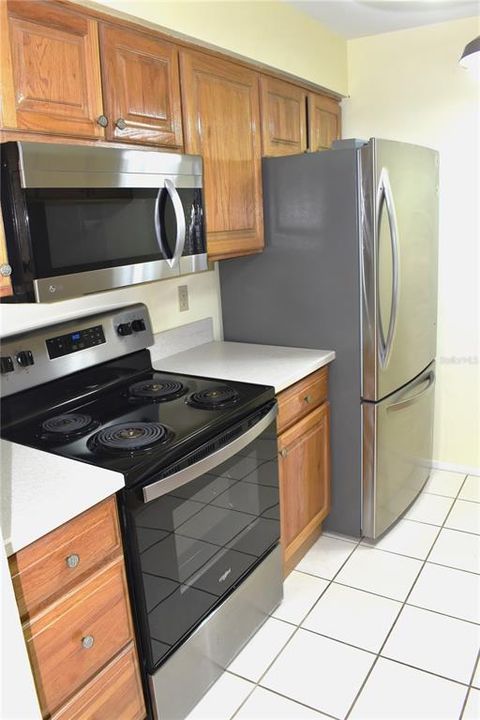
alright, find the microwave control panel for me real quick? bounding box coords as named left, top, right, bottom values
left=46, top=325, right=106, bottom=359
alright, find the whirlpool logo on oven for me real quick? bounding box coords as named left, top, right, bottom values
left=218, top=568, right=232, bottom=583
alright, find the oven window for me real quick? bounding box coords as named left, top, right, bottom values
left=124, top=424, right=279, bottom=672
left=25, top=187, right=204, bottom=277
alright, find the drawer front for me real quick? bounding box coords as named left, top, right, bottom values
left=25, top=558, right=133, bottom=716
left=10, top=498, right=121, bottom=618
left=51, top=643, right=145, bottom=720
left=276, top=367, right=328, bottom=434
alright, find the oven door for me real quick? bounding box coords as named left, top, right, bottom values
left=120, top=403, right=279, bottom=676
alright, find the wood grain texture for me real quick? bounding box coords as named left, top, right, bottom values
left=260, top=75, right=307, bottom=157
left=0, top=206, right=13, bottom=297
left=307, top=92, right=341, bottom=152
left=5, top=0, right=104, bottom=138
left=276, top=367, right=328, bottom=435
left=9, top=498, right=121, bottom=620
left=99, top=23, right=183, bottom=147
left=278, top=402, right=331, bottom=569
left=24, top=557, right=134, bottom=716
left=180, top=49, right=264, bottom=260
left=51, top=643, right=146, bottom=720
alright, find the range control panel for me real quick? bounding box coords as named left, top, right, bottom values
left=46, top=325, right=106, bottom=359
left=0, top=303, right=153, bottom=397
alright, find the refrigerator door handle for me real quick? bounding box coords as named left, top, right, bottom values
left=376, top=168, right=400, bottom=368
left=387, top=369, right=435, bottom=412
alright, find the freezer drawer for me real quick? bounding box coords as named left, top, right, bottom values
left=362, top=362, right=435, bottom=539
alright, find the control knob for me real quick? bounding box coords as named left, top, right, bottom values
left=0, top=356, right=14, bottom=374
left=16, top=350, right=34, bottom=367
left=131, top=319, right=146, bottom=332
left=117, top=323, right=133, bottom=336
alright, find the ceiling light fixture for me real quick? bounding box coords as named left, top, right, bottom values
left=459, top=36, right=480, bottom=71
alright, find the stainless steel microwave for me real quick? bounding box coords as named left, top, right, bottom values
left=0, top=142, right=208, bottom=302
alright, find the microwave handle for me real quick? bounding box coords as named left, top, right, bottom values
left=142, top=404, right=278, bottom=504
left=165, top=179, right=186, bottom=268
left=154, top=180, right=186, bottom=269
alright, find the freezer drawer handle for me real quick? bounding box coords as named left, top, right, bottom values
left=387, top=370, right=435, bottom=412
left=142, top=404, right=278, bottom=503
left=376, top=168, right=400, bottom=369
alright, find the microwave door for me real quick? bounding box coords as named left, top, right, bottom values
left=26, top=186, right=181, bottom=302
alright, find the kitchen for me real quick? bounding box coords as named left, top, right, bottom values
left=0, top=1, right=478, bottom=719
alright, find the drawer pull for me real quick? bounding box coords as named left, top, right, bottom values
left=304, top=394, right=313, bottom=404
left=81, top=635, right=95, bottom=649
left=66, top=553, right=80, bottom=569
left=280, top=448, right=288, bottom=459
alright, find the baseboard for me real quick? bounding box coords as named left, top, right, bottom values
left=431, top=460, right=480, bottom=477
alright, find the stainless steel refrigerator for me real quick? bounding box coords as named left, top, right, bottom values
left=219, top=138, right=439, bottom=539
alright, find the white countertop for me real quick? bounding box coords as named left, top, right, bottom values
left=1, top=440, right=124, bottom=556
left=154, top=341, right=335, bottom=393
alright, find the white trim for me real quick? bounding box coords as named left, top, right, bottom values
left=431, top=459, right=480, bottom=477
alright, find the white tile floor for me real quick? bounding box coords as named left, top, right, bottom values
left=186, top=470, right=480, bottom=720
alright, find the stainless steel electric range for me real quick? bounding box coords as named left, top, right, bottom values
left=0, top=304, right=282, bottom=720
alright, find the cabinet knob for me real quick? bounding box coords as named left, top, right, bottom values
left=115, top=117, right=127, bottom=130
left=0, top=263, right=12, bottom=277
left=81, top=635, right=95, bottom=649
left=97, top=114, right=108, bottom=128
left=280, top=448, right=288, bottom=459
left=304, top=394, right=313, bottom=404
left=66, top=553, right=80, bottom=569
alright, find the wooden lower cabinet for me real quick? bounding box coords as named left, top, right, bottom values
left=8, top=498, right=146, bottom=720
left=51, top=644, right=145, bottom=720
left=276, top=371, right=331, bottom=574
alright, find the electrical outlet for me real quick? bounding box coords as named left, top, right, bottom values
left=178, top=284, right=189, bottom=312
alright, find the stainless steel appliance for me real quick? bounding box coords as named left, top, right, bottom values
left=220, top=138, right=439, bottom=539
left=0, top=142, right=208, bottom=302
left=0, top=304, right=282, bottom=719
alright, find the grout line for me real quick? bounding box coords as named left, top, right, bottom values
left=228, top=536, right=364, bottom=719
left=378, top=654, right=473, bottom=689
left=224, top=473, right=477, bottom=720
left=459, top=648, right=480, bottom=720
left=344, top=474, right=471, bottom=720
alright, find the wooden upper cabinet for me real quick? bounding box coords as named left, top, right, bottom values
left=1, top=0, right=104, bottom=138
left=180, top=50, right=263, bottom=260
left=260, top=76, right=307, bottom=157
left=308, top=92, right=341, bottom=152
left=99, top=24, right=183, bottom=147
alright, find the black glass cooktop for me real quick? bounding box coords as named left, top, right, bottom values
left=1, top=350, right=275, bottom=487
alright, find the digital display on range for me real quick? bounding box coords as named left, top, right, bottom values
left=46, top=325, right=106, bottom=359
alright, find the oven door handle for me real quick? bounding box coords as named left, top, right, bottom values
left=142, top=404, right=278, bottom=504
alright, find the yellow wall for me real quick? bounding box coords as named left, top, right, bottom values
left=343, top=17, right=480, bottom=471
left=86, top=0, right=348, bottom=95
left=0, top=266, right=223, bottom=338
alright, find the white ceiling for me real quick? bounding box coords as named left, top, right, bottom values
left=286, top=0, right=480, bottom=38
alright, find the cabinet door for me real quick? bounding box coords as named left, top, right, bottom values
left=99, top=24, right=183, bottom=147
left=260, top=76, right=307, bottom=156
left=2, top=0, right=104, bottom=138
left=0, top=208, right=13, bottom=298
left=278, top=403, right=331, bottom=568
left=180, top=50, right=263, bottom=260
left=307, top=93, right=341, bottom=151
